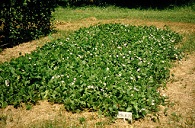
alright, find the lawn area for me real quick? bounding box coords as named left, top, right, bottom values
left=54, top=5, right=195, bottom=23
left=0, top=5, right=195, bottom=128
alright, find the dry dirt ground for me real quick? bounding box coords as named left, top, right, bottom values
left=0, top=18, right=195, bottom=128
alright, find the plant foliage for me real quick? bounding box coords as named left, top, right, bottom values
left=0, top=23, right=182, bottom=119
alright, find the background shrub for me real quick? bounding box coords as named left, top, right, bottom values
left=57, top=0, right=194, bottom=8
left=0, top=0, right=57, bottom=48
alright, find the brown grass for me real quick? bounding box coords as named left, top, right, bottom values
left=56, top=18, right=195, bottom=33
left=0, top=18, right=195, bottom=128
left=0, top=37, right=50, bottom=63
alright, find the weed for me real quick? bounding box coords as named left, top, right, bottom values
left=79, top=117, right=86, bottom=124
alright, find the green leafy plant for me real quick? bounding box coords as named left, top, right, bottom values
left=79, top=117, right=86, bottom=124
left=0, top=23, right=182, bottom=119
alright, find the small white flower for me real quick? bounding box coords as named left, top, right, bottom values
left=162, top=94, right=166, bottom=97
left=138, top=57, right=142, bottom=61
left=87, top=85, right=95, bottom=89
left=138, top=61, right=142, bottom=65
left=106, top=67, right=109, bottom=71
left=51, top=76, right=55, bottom=79
left=171, top=39, right=175, bottom=42
left=151, top=100, right=155, bottom=106
left=122, top=64, right=126, bottom=67
left=5, top=80, right=9, bottom=87
left=134, top=87, right=139, bottom=91
left=78, top=55, right=83, bottom=58
left=140, top=108, right=146, bottom=112
left=71, top=82, right=75, bottom=85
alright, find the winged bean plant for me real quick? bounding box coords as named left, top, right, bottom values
left=0, top=23, right=182, bottom=119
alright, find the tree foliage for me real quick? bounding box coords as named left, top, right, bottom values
left=57, top=0, right=193, bottom=8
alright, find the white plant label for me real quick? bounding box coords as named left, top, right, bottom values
left=117, top=111, right=132, bottom=122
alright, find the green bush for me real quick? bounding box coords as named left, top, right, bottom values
left=0, top=0, right=57, bottom=48
left=0, top=23, right=182, bottom=119
left=57, top=0, right=193, bottom=7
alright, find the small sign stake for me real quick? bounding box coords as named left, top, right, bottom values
left=117, top=111, right=132, bottom=123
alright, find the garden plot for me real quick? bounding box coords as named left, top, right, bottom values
left=0, top=23, right=182, bottom=119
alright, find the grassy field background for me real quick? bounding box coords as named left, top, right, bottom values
left=54, top=5, right=195, bottom=23
left=0, top=4, right=195, bottom=128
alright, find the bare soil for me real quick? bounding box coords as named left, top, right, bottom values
left=0, top=18, right=195, bottom=128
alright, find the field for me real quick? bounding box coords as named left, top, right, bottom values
left=0, top=5, right=195, bottom=128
